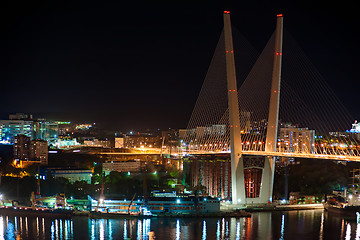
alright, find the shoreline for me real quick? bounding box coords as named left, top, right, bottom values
left=0, top=204, right=324, bottom=219
left=242, top=203, right=324, bottom=212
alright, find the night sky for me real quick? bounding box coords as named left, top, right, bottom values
left=1, top=1, right=359, bottom=131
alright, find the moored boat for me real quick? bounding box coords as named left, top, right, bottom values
left=89, top=210, right=151, bottom=219
left=324, top=193, right=360, bottom=220
left=0, top=206, right=73, bottom=218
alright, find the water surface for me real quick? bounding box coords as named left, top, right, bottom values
left=0, top=210, right=358, bottom=239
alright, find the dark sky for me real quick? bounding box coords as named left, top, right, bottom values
left=1, top=1, right=359, bottom=131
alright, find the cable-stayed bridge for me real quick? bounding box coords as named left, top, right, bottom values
left=183, top=13, right=358, bottom=161
left=182, top=11, right=358, bottom=204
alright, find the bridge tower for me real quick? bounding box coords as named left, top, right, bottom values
left=263, top=14, right=283, bottom=202
left=225, top=12, right=283, bottom=204
left=223, top=11, right=246, bottom=204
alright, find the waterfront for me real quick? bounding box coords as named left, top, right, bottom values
left=1, top=209, right=360, bottom=239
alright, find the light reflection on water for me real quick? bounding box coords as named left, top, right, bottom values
left=3, top=210, right=360, bottom=239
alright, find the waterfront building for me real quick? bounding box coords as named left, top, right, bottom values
left=186, top=157, right=232, bottom=200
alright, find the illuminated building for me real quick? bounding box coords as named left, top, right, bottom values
left=14, top=135, right=48, bottom=165
left=115, top=137, right=124, bottom=148
left=162, top=129, right=181, bottom=153
left=30, top=139, right=48, bottom=165
left=84, top=138, right=111, bottom=148
left=54, top=138, right=80, bottom=148
left=74, top=123, right=93, bottom=130
left=123, top=134, right=161, bottom=149
left=56, top=121, right=71, bottom=136
left=0, top=120, right=35, bottom=143
left=14, top=135, right=31, bottom=161
left=185, top=125, right=226, bottom=139
left=35, top=121, right=59, bottom=145
left=279, top=124, right=315, bottom=153
left=103, top=159, right=141, bottom=174
left=187, top=157, right=232, bottom=199
left=45, top=169, right=92, bottom=183
left=349, top=120, right=360, bottom=133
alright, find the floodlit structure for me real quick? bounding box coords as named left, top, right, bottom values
left=225, top=12, right=283, bottom=204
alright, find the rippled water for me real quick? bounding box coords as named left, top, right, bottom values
left=1, top=209, right=360, bottom=239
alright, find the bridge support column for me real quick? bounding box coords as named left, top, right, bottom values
left=263, top=14, right=283, bottom=203
left=223, top=11, right=246, bottom=204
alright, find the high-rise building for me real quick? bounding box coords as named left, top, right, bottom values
left=14, top=135, right=32, bottom=161
left=30, top=139, right=48, bottom=165
left=14, top=135, right=48, bottom=165
left=35, top=121, right=59, bottom=145
left=279, top=124, right=315, bottom=153
left=0, top=120, right=35, bottom=143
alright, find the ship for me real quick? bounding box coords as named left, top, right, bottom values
left=324, top=194, right=360, bottom=220
left=0, top=192, right=74, bottom=218
left=0, top=206, right=73, bottom=218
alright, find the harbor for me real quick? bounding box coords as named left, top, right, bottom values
left=0, top=191, right=327, bottom=219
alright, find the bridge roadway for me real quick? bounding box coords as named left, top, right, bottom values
left=186, top=150, right=360, bottom=162
left=93, top=150, right=360, bottom=162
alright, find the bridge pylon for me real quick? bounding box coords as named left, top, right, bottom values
left=225, top=12, right=283, bottom=204
left=262, top=14, right=283, bottom=203
left=223, top=11, right=246, bottom=204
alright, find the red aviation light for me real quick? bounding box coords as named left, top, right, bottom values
left=277, top=14, right=283, bottom=17
left=224, top=11, right=230, bottom=14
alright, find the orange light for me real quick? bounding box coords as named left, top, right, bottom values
left=277, top=14, right=283, bottom=17
left=224, top=11, right=230, bottom=14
